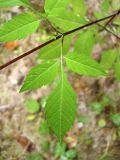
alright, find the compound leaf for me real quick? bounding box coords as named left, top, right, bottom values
left=20, top=61, right=59, bottom=92
left=65, top=53, right=106, bottom=76
left=45, top=75, right=76, bottom=142
left=0, top=12, right=39, bottom=42
left=45, top=0, right=86, bottom=31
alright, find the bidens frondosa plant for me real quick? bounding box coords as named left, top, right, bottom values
left=0, top=0, right=120, bottom=142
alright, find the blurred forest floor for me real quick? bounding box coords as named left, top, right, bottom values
left=0, top=0, right=120, bottom=160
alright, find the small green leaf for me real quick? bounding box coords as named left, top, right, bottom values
left=39, top=121, right=50, bottom=135
left=101, top=95, right=112, bottom=107
left=114, top=60, right=120, bottom=81
left=20, top=61, right=59, bottom=92
left=45, top=75, right=76, bottom=142
left=38, top=35, right=72, bottom=59
left=65, top=149, right=77, bottom=159
left=90, top=102, right=103, bottom=115
left=110, top=114, right=120, bottom=126
left=0, top=12, right=39, bottom=42
left=25, top=99, right=40, bottom=113
left=26, top=153, right=43, bottom=160
left=100, top=50, right=116, bottom=70
left=75, top=30, right=95, bottom=55
left=65, top=53, right=106, bottom=77
left=44, top=0, right=69, bottom=15
left=41, top=140, right=50, bottom=152
left=78, top=115, right=90, bottom=124
left=55, top=142, right=66, bottom=157
left=98, top=119, right=106, bottom=128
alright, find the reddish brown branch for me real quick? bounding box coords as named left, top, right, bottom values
left=0, top=9, right=120, bottom=71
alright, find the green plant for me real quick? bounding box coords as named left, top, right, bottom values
left=25, top=98, right=40, bottom=113
left=0, top=0, right=120, bottom=142
left=110, top=114, right=120, bottom=127
left=26, top=153, right=43, bottom=160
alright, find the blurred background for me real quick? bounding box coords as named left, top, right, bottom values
left=0, top=0, right=120, bottom=159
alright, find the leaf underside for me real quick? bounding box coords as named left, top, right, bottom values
left=45, top=75, right=76, bottom=142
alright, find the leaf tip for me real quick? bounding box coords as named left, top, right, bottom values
left=19, top=86, right=25, bottom=93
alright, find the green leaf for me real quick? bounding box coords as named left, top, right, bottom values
left=100, top=50, right=116, bottom=70
left=70, top=0, right=87, bottom=17
left=114, top=60, right=120, bottom=81
left=0, top=12, right=39, bottom=42
left=101, top=95, right=112, bottom=106
left=0, top=0, right=22, bottom=7
left=65, top=53, right=106, bottom=77
left=78, top=115, right=90, bottom=124
left=21, top=0, right=33, bottom=8
left=25, top=99, right=40, bottom=113
left=26, top=153, right=43, bottom=160
left=94, top=0, right=110, bottom=18
left=112, top=0, right=120, bottom=10
left=0, top=0, right=32, bottom=8
left=55, top=142, right=66, bottom=157
left=65, top=149, right=77, bottom=159
left=47, top=9, right=86, bottom=31
left=75, top=30, right=95, bottom=55
left=114, top=18, right=120, bottom=26
left=98, top=119, right=106, bottom=128
left=20, top=61, right=59, bottom=92
left=110, top=114, right=120, bottom=126
left=38, top=35, right=72, bottom=59
left=45, top=75, right=76, bottom=142
left=44, top=0, right=69, bottom=15
left=101, top=0, right=110, bottom=12
left=39, top=121, right=50, bottom=135
left=90, top=102, right=103, bottom=115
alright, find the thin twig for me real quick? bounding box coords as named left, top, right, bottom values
left=99, top=9, right=120, bottom=31
left=0, top=10, right=120, bottom=71
left=97, top=23, right=120, bottom=39
left=105, top=9, right=120, bottom=27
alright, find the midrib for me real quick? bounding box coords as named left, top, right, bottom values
left=0, top=19, right=39, bottom=39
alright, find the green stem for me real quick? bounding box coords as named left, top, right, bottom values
left=60, top=35, right=64, bottom=77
